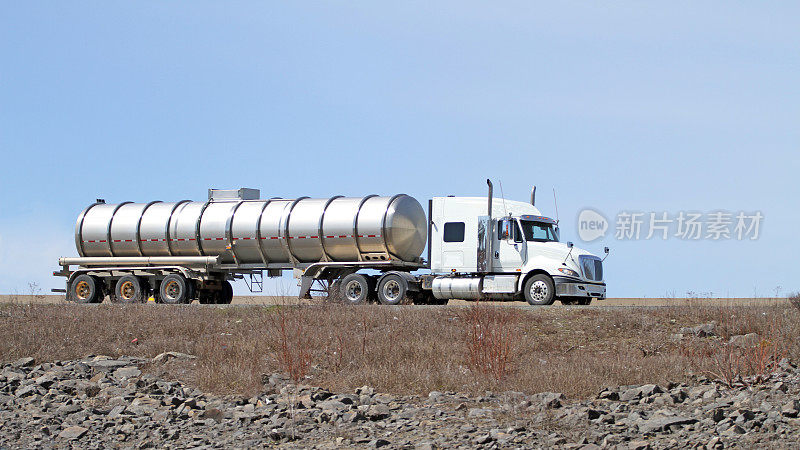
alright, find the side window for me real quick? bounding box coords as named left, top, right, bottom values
left=512, top=220, right=522, bottom=243
left=443, top=222, right=465, bottom=242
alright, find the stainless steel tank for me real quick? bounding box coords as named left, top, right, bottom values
left=74, top=194, right=427, bottom=266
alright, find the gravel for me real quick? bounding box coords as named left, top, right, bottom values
left=1, top=355, right=800, bottom=448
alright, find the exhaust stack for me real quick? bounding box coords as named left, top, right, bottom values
left=531, top=186, right=536, bottom=206
left=486, top=179, right=493, bottom=218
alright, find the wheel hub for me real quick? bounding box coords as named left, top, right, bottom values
left=345, top=281, right=362, bottom=301
left=383, top=280, right=401, bottom=301
left=75, top=281, right=90, bottom=300
left=530, top=280, right=548, bottom=301
left=120, top=281, right=134, bottom=300
left=165, top=280, right=180, bottom=299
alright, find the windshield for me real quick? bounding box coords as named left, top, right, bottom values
left=520, top=220, right=560, bottom=242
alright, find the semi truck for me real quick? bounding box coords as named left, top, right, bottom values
left=54, top=181, right=608, bottom=305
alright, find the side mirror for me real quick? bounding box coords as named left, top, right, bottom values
left=604, top=247, right=609, bottom=254
left=567, top=241, right=574, bottom=248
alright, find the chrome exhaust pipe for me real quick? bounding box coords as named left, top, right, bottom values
left=486, top=179, right=493, bottom=218
left=531, top=186, right=536, bottom=206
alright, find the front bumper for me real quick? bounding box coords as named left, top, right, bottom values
left=553, top=276, right=606, bottom=299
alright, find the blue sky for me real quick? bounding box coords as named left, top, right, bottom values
left=1, top=2, right=798, bottom=297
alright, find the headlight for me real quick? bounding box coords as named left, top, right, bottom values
left=558, top=268, right=580, bottom=277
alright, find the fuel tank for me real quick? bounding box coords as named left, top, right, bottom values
left=75, top=192, right=427, bottom=266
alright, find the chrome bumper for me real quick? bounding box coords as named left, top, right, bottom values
left=553, top=276, right=606, bottom=299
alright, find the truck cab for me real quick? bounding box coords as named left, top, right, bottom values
left=429, top=195, right=606, bottom=305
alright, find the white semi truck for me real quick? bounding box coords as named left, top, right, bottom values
left=54, top=181, right=607, bottom=305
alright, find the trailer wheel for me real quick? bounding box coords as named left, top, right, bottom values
left=113, top=275, right=146, bottom=303
left=219, top=280, right=234, bottom=304
left=69, top=275, right=102, bottom=304
left=160, top=274, right=191, bottom=304
left=340, top=273, right=370, bottom=305
left=377, top=273, right=409, bottom=306
left=524, top=274, right=555, bottom=306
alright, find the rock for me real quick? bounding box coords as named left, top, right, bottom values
left=729, top=333, right=760, bottom=347
left=58, top=426, right=88, bottom=440
left=113, top=367, right=142, bottom=379
left=638, top=416, right=697, bottom=434
left=357, top=385, right=375, bottom=396
left=474, top=434, right=493, bottom=445
left=34, top=373, right=57, bottom=388
left=781, top=400, right=799, bottom=418
left=639, top=384, right=664, bottom=397
left=3, top=354, right=800, bottom=448
left=366, top=404, right=390, bottom=420
left=468, top=407, right=494, bottom=418
left=341, top=410, right=365, bottom=423
left=587, top=409, right=603, bottom=420
left=531, top=392, right=564, bottom=408
left=620, top=387, right=642, bottom=402
left=15, top=384, right=38, bottom=397
left=56, top=403, right=82, bottom=415
left=107, top=405, right=127, bottom=419
left=416, top=442, right=438, bottom=450
left=128, top=396, right=161, bottom=415
left=85, top=358, right=133, bottom=370
left=319, top=400, right=348, bottom=415
left=680, top=323, right=716, bottom=337
left=12, top=357, right=35, bottom=368
left=202, top=408, right=224, bottom=422
left=597, top=388, right=619, bottom=401
left=152, top=352, right=198, bottom=363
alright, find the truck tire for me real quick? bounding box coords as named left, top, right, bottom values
left=69, top=275, right=102, bottom=304
left=377, top=273, right=409, bottom=305
left=160, top=274, right=191, bottom=304
left=113, top=275, right=146, bottom=303
left=524, top=274, right=555, bottom=306
left=340, top=273, right=370, bottom=305
left=219, top=280, right=234, bottom=304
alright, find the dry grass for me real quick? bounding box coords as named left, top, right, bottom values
left=1, top=302, right=798, bottom=399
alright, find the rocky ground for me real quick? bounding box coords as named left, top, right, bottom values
left=1, top=354, right=799, bottom=449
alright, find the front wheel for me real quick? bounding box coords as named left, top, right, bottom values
left=524, top=274, right=555, bottom=306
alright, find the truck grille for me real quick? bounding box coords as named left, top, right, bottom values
left=580, top=256, right=603, bottom=281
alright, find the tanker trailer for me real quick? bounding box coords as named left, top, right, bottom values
left=54, top=182, right=607, bottom=305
